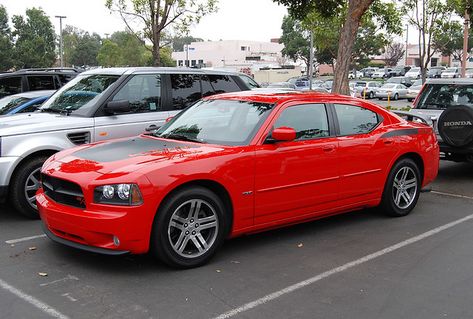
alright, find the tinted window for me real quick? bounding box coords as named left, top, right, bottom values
left=0, top=77, right=22, bottom=98
left=274, top=104, right=330, bottom=140
left=58, top=74, right=76, bottom=85
left=416, top=84, right=473, bottom=109
left=201, top=75, right=215, bottom=97
left=113, top=74, right=162, bottom=113
left=335, top=104, right=380, bottom=135
left=208, top=74, right=240, bottom=93
left=170, top=74, right=201, bottom=110
left=0, top=96, right=30, bottom=115
left=27, top=76, right=55, bottom=90
left=238, top=75, right=259, bottom=89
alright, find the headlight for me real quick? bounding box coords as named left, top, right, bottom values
left=94, top=184, right=143, bottom=206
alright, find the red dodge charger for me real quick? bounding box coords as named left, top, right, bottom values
left=37, top=91, right=439, bottom=268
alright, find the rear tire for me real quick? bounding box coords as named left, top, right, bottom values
left=380, top=158, right=421, bottom=217
left=393, top=93, right=399, bottom=100
left=10, top=156, right=49, bottom=219
left=369, top=91, right=374, bottom=99
left=150, top=186, right=228, bottom=268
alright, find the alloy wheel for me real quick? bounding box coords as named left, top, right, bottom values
left=392, top=166, right=418, bottom=209
left=168, top=199, right=219, bottom=258
left=24, top=167, right=41, bottom=210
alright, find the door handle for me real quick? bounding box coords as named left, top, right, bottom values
left=323, top=145, right=336, bottom=152
left=384, top=139, right=394, bottom=145
left=145, top=124, right=160, bottom=132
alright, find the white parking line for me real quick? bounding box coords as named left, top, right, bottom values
left=213, top=212, right=473, bottom=319
left=431, top=190, right=473, bottom=200
left=5, top=234, right=46, bottom=245
left=0, top=278, right=69, bottom=319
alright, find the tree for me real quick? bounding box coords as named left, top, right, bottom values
left=403, top=0, right=451, bottom=82
left=97, top=40, right=121, bottom=67
left=63, top=26, right=102, bottom=67
left=279, top=15, right=310, bottom=70
left=275, top=0, right=401, bottom=94
left=110, top=31, right=148, bottom=66
left=383, top=43, right=405, bottom=67
left=448, top=0, right=473, bottom=75
left=172, top=36, right=204, bottom=51
left=12, top=8, right=56, bottom=68
left=432, top=21, right=470, bottom=62
left=105, top=0, right=218, bottom=66
left=0, top=5, right=14, bottom=71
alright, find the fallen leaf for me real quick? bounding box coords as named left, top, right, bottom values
left=38, top=272, right=48, bottom=277
left=216, top=269, right=221, bottom=273
left=230, top=260, right=240, bottom=264
left=297, top=243, right=303, bottom=248
left=29, top=247, right=37, bottom=251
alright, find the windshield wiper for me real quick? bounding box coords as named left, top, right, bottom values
left=41, top=108, right=73, bottom=116
left=160, top=133, right=205, bottom=143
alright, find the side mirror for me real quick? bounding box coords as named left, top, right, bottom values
left=104, top=100, right=130, bottom=114
left=271, top=127, right=296, bottom=142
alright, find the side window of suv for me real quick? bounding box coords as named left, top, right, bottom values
left=0, top=77, right=22, bottom=98
left=238, top=74, right=259, bottom=89
left=112, top=74, right=162, bottom=113
left=208, top=74, right=241, bottom=93
left=274, top=104, right=330, bottom=140
left=27, top=76, right=56, bottom=90
left=170, top=74, right=202, bottom=110
left=334, top=104, right=380, bottom=135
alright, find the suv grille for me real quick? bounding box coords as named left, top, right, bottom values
left=41, top=174, right=85, bottom=209
left=67, top=132, right=90, bottom=145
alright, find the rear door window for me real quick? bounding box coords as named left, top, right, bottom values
left=0, top=77, right=22, bottom=98
left=417, top=84, right=473, bottom=109
left=208, top=74, right=241, bottom=93
left=27, top=75, right=56, bottom=91
left=170, top=74, right=202, bottom=110
left=334, top=104, right=380, bottom=135
left=112, top=74, right=162, bottom=113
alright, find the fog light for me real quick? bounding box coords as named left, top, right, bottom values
left=113, top=236, right=120, bottom=247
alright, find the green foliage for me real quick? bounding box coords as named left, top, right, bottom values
left=159, top=46, right=176, bottom=66
left=432, top=21, right=473, bottom=61
left=106, top=0, right=218, bottom=66
left=0, top=5, right=14, bottom=71
left=63, top=26, right=102, bottom=67
left=97, top=40, right=121, bottom=67
left=110, top=31, right=148, bottom=66
left=12, top=8, right=56, bottom=68
left=279, top=15, right=310, bottom=64
left=172, top=36, right=204, bottom=51
left=274, top=0, right=344, bottom=19
left=447, top=0, right=473, bottom=16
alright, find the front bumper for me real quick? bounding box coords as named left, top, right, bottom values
left=376, top=92, right=395, bottom=98
left=37, top=189, right=152, bottom=255
left=0, top=156, right=21, bottom=192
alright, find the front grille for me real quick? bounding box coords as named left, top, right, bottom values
left=67, top=132, right=90, bottom=145
left=41, top=174, right=86, bottom=209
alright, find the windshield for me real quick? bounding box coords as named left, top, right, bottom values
left=0, top=96, right=30, bottom=115
left=41, top=74, right=120, bottom=115
left=412, top=79, right=423, bottom=86
left=416, top=84, right=473, bottom=109
left=409, top=68, right=420, bottom=72
left=387, top=78, right=401, bottom=83
left=445, top=67, right=457, bottom=72
left=155, top=99, right=274, bottom=146
left=355, top=82, right=366, bottom=87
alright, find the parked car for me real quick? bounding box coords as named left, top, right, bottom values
left=386, top=76, right=413, bottom=87
left=37, top=90, right=439, bottom=268
left=441, top=67, right=461, bottom=78
left=360, top=67, right=377, bottom=78
left=396, top=78, right=473, bottom=162
left=353, top=81, right=381, bottom=99
left=321, top=80, right=333, bottom=92
left=371, top=68, right=392, bottom=79
left=406, top=79, right=423, bottom=102
left=348, top=70, right=363, bottom=79
left=266, top=82, right=296, bottom=89
left=388, top=66, right=410, bottom=77
left=293, top=78, right=325, bottom=91
left=0, top=70, right=77, bottom=98
left=428, top=66, right=446, bottom=78
left=0, top=90, right=54, bottom=116
left=0, top=67, right=258, bottom=218
left=405, top=67, right=422, bottom=79
left=376, top=83, right=408, bottom=100
left=465, top=68, right=473, bottom=78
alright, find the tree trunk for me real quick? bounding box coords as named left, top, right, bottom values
left=332, top=0, right=374, bottom=95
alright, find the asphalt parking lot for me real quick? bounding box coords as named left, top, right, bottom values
left=1, top=160, right=473, bottom=319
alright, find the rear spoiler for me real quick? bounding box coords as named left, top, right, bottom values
left=391, top=110, right=429, bottom=125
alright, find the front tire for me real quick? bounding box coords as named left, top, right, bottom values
left=10, top=156, right=49, bottom=219
left=380, top=158, right=421, bottom=217
left=369, top=91, right=374, bottom=99
left=151, top=186, right=228, bottom=268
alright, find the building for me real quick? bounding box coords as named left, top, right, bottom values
left=402, top=44, right=450, bottom=67
left=172, top=40, right=284, bottom=71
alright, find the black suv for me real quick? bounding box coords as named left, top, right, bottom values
left=408, top=78, right=473, bottom=162
left=0, top=68, right=80, bottom=98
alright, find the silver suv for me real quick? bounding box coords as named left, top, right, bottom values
left=395, top=78, right=473, bottom=162
left=0, top=67, right=259, bottom=218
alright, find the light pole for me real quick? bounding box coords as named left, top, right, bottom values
left=55, top=15, right=67, bottom=67
left=309, top=30, right=314, bottom=89
left=405, top=24, right=409, bottom=65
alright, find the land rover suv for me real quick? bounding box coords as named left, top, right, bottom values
left=398, top=78, right=473, bottom=162
left=0, top=67, right=259, bottom=218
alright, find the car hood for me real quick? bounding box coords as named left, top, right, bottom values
left=0, top=112, right=93, bottom=137
left=45, top=135, right=231, bottom=179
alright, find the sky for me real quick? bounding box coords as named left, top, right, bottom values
left=0, top=0, right=288, bottom=42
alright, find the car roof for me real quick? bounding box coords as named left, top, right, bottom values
left=426, top=78, right=473, bottom=84
left=80, top=67, right=245, bottom=76
left=2, top=90, right=55, bottom=99
left=204, top=89, right=361, bottom=105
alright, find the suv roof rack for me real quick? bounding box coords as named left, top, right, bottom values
left=15, top=68, right=83, bottom=73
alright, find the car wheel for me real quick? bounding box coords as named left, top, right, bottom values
left=393, top=93, right=399, bottom=100
left=369, top=91, right=374, bottom=99
left=380, top=158, right=421, bottom=217
left=151, top=186, right=228, bottom=268
left=378, top=98, right=383, bottom=100
left=10, top=155, right=50, bottom=219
